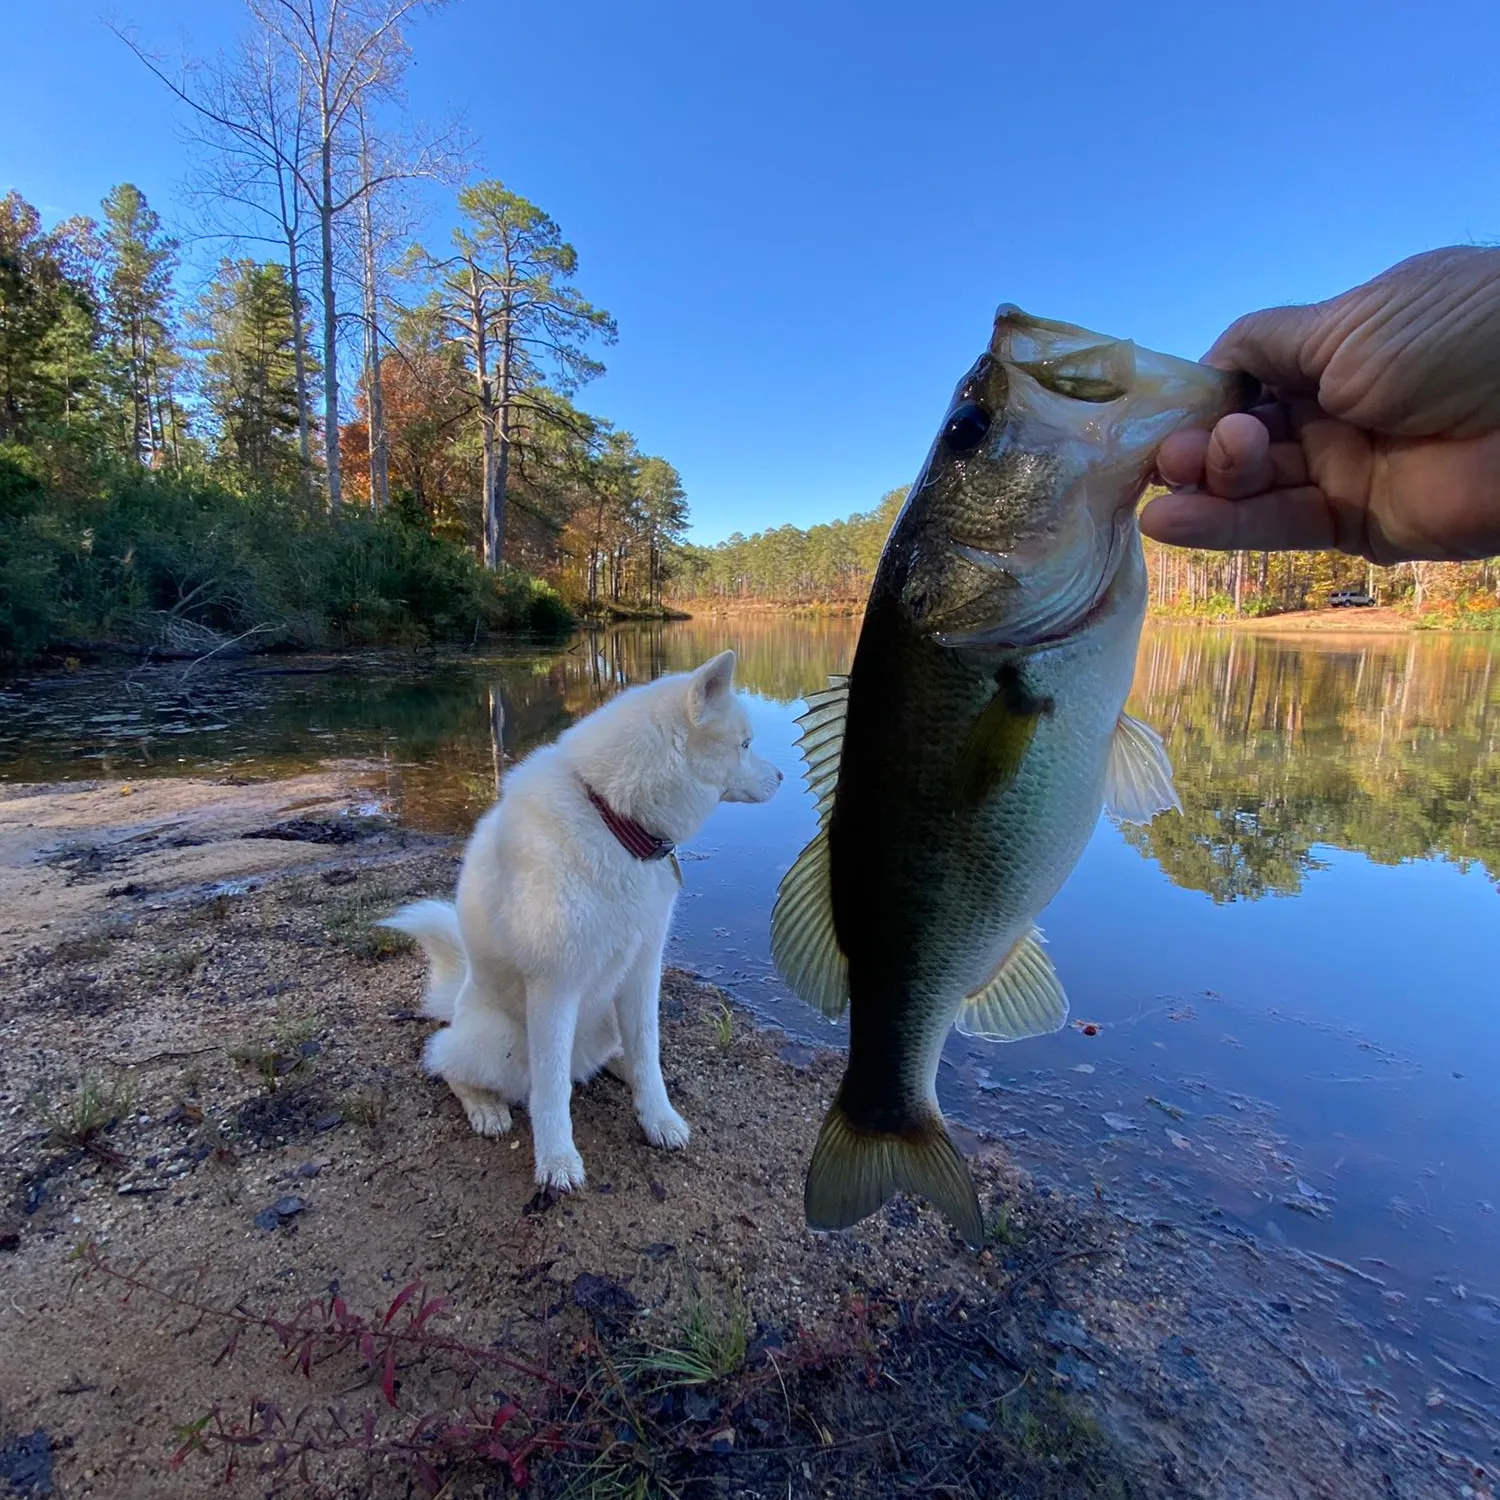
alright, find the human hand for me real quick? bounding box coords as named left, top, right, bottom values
left=1139, top=247, right=1500, bottom=563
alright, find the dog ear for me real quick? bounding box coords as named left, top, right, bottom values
left=688, top=650, right=737, bottom=722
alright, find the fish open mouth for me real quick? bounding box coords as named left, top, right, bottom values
left=991, top=305, right=1261, bottom=434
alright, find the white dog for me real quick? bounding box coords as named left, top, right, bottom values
left=380, top=650, right=782, bottom=1190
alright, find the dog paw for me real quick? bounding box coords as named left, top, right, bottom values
left=464, top=1100, right=513, bottom=1137
left=534, top=1145, right=586, bottom=1191
left=640, top=1105, right=690, bottom=1150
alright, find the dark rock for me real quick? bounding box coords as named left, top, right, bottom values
left=1042, top=1310, right=1091, bottom=1352
left=236, top=1084, right=336, bottom=1146
left=523, top=1186, right=559, bottom=1217
left=1054, top=1352, right=1098, bottom=1391
left=242, top=817, right=392, bottom=846
left=1158, top=1333, right=1208, bottom=1385
left=683, top=1389, right=718, bottom=1423
left=254, top=1196, right=305, bottom=1231
left=295, top=1161, right=322, bottom=1179
left=649, top=1179, right=668, bottom=1202
left=0, top=1429, right=52, bottom=1496
left=570, top=1271, right=638, bottom=1331
left=959, top=1410, right=990, bottom=1434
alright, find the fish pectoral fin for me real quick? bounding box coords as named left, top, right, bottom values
left=1104, top=711, right=1181, bottom=824
left=804, top=1097, right=984, bottom=1249
left=769, top=828, right=849, bottom=1019
left=951, top=664, right=1051, bottom=806
left=955, top=926, right=1069, bottom=1041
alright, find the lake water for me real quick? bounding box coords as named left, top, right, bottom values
left=4, top=619, right=1498, bottom=1432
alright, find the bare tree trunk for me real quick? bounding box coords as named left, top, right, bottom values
left=284, top=226, right=313, bottom=482
left=131, top=322, right=148, bottom=462
left=464, top=262, right=500, bottom=568
left=357, top=107, right=389, bottom=513
left=359, top=193, right=389, bottom=511
left=319, top=113, right=342, bottom=510
left=490, top=320, right=513, bottom=571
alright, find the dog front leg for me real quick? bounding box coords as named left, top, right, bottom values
left=615, top=940, right=690, bottom=1151
left=525, top=982, right=586, bottom=1190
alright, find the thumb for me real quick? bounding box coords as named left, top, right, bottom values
left=1202, top=302, right=1334, bottom=395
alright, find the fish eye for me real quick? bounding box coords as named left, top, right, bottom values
left=741, top=737, right=751, bottom=750
left=942, top=401, right=990, bottom=452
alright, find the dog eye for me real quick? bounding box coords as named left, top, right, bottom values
left=741, top=738, right=751, bottom=750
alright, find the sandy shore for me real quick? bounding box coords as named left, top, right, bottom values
left=0, top=772, right=1488, bottom=1498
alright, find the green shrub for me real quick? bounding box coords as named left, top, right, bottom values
left=0, top=459, right=573, bottom=665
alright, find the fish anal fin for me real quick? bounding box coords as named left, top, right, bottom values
left=804, top=1096, right=983, bottom=1249
left=1104, top=711, right=1181, bottom=824
left=769, top=828, right=849, bottom=1019
left=955, top=926, right=1069, bottom=1041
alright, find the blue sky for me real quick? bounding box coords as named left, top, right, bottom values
left=6, top=0, right=1499, bottom=543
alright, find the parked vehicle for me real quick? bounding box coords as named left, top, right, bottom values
left=1329, top=590, right=1376, bottom=607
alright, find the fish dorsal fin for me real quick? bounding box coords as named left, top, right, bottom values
left=794, top=674, right=848, bottom=820
left=770, top=675, right=851, bottom=1018
left=1104, top=711, right=1181, bottom=824
left=955, top=926, right=1069, bottom=1041
left=770, top=827, right=849, bottom=1019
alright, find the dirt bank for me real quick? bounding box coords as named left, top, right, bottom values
left=0, top=775, right=1490, bottom=1499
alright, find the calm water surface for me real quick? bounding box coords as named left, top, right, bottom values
left=4, top=619, right=1498, bottom=1424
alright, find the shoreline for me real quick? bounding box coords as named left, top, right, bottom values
left=667, top=599, right=1498, bottom=636
left=0, top=772, right=1488, bottom=1497
left=8, top=603, right=1494, bottom=689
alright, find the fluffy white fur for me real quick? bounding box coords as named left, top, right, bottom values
left=380, top=650, right=781, bottom=1190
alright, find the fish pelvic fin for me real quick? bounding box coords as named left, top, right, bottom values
left=1104, top=711, right=1181, bottom=823
left=955, top=926, right=1069, bottom=1041
left=771, top=673, right=852, bottom=1018
left=804, top=1095, right=984, bottom=1249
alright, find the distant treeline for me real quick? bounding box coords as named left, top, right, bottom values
left=672, top=488, right=906, bottom=606
left=670, top=485, right=1500, bottom=626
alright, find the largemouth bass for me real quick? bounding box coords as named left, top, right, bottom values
left=771, top=307, right=1255, bottom=1246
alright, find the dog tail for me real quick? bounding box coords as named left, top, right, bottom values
left=377, top=899, right=468, bottom=1020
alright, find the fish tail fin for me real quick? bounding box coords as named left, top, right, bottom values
left=804, top=1094, right=984, bottom=1249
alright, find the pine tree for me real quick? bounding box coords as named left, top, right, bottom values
left=100, top=184, right=182, bottom=466
left=193, top=259, right=315, bottom=485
